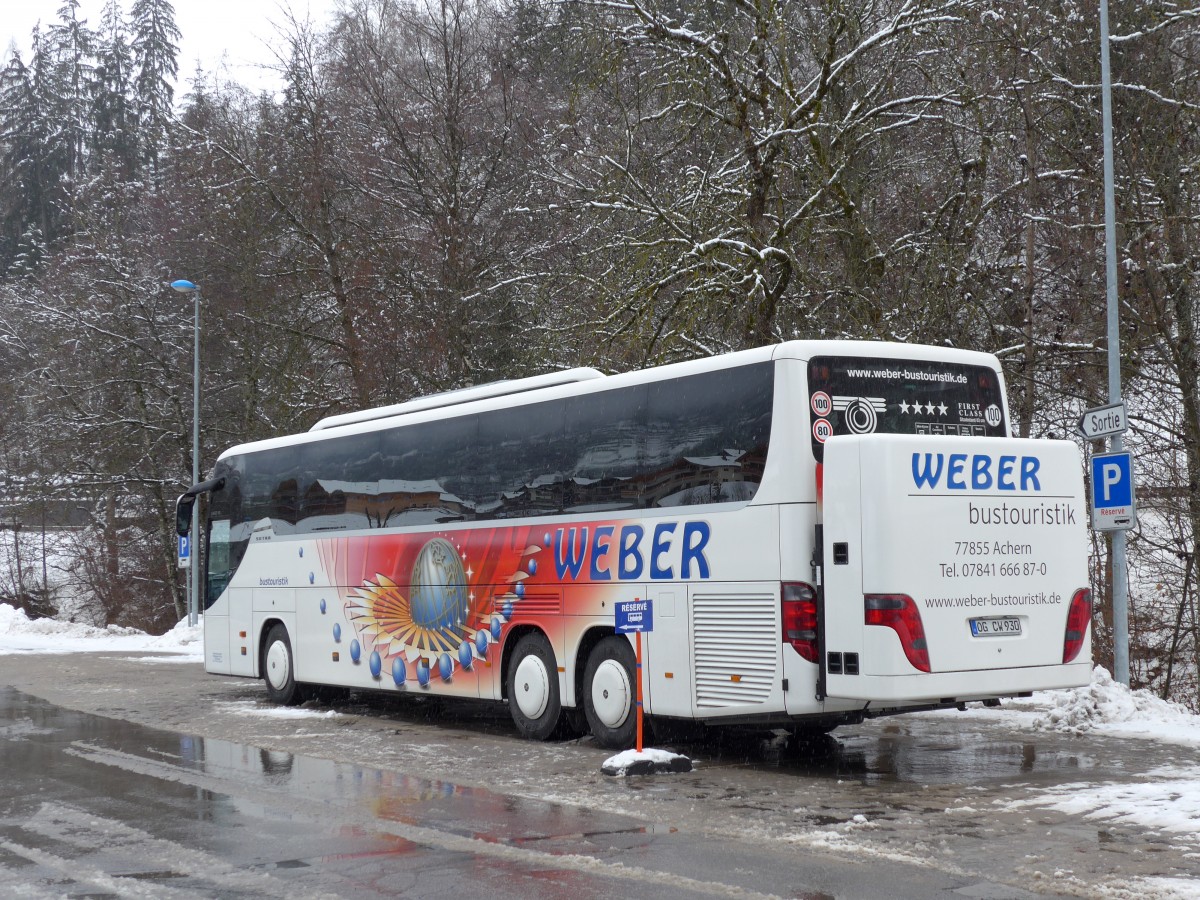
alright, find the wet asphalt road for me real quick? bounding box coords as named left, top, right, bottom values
left=0, top=686, right=985, bottom=899
left=0, top=652, right=1196, bottom=898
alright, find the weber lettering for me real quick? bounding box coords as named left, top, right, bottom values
left=912, top=453, right=1041, bottom=492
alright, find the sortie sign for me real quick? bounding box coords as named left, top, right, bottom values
left=1078, top=401, right=1127, bottom=441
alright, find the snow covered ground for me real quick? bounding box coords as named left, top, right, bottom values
left=2, top=601, right=1199, bottom=896
left=0, top=603, right=203, bottom=659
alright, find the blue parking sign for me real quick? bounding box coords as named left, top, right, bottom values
left=178, top=534, right=191, bottom=568
left=1091, top=451, right=1135, bottom=531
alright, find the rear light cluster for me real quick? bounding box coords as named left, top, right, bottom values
left=864, top=594, right=930, bottom=672
left=782, top=582, right=819, bottom=663
left=1063, top=588, right=1093, bottom=663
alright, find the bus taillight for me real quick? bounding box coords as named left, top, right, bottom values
left=782, top=582, right=819, bottom=663
left=864, top=594, right=930, bottom=673
left=1063, top=588, right=1092, bottom=663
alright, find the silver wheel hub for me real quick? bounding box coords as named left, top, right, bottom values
left=590, top=658, right=631, bottom=729
left=265, top=639, right=291, bottom=691
left=514, top=653, right=550, bottom=720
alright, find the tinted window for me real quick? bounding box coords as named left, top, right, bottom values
left=207, top=362, right=774, bottom=581
left=807, top=356, right=1006, bottom=461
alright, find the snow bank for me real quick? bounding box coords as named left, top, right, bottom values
left=1029, top=666, right=1200, bottom=746
left=0, top=603, right=203, bottom=659
left=921, top=665, right=1200, bottom=748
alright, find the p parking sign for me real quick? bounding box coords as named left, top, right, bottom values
left=178, top=534, right=191, bottom=568
left=1091, top=451, right=1136, bottom=531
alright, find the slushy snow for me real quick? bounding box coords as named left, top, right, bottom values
left=2, top=603, right=1200, bottom=878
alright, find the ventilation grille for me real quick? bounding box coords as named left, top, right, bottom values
left=693, top=592, right=778, bottom=708
left=505, top=592, right=562, bottom=618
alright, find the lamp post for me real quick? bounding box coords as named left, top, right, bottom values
left=171, top=279, right=201, bottom=627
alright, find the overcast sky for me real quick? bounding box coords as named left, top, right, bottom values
left=1, top=0, right=337, bottom=94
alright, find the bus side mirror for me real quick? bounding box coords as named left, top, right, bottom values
left=175, top=476, right=225, bottom=536
left=176, top=494, right=196, bottom=536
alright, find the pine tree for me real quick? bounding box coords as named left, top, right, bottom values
left=130, top=0, right=181, bottom=172
left=0, top=37, right=66, bottom=274
left=47, top=0, right=96, bottom=185
left=93, top=0, right=138, bottom=179
left=0, top=52, right=35, bottom=271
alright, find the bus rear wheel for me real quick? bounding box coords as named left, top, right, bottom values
left=262, top=624, right=306, bottom=706
left=506, top=633, right=563, bottom=741
left=584, top=636, right=638, bottom=749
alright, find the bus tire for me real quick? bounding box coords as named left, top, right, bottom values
left=583, top=636, right=637, bottom=749
left=262, top=624, right=306, bottom=706
left=506, top=633, right=562, bottom=741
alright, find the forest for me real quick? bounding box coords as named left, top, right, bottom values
left=1, top=0, right=1198, bottom=708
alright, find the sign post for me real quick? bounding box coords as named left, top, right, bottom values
left=615, top=598, right=653, bottom=752
left=1079, top=397, right=1133, bottom=682
left=1098, top=0, right=1131, bottom=687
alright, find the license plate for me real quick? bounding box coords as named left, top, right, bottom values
left=970, top=616, right=1022, bottom=637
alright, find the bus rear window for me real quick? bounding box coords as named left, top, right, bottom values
left=807, top=356, right=1007, bottom=460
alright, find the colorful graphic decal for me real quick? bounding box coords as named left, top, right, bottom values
left=313, top=518, right=711, bottom=689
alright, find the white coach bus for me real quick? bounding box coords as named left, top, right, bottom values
left=177, top=341, right=1093, bottom=747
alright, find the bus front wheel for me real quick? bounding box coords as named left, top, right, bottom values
left=584, top=636, right=638, bottom=749
left=262, top=624, right=306, bottom=706
left=506, top=633, right=563, bottom=741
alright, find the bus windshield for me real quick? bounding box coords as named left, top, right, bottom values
left=807, top=356, right=1007, bottom=460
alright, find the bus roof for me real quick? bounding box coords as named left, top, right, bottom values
left=215, top=340, right=1002, bottom=463
left=309, top=367, right=606, bottom=432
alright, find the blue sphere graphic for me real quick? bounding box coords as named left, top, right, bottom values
left=369, top=650, right=381, bottom=678
left=490, top=616, right=503, bottom=639
left=320, top=598, right=326, bottom=614
left=528, top=559, right=537, bottom=576
left=544, top=532, right=551, bottom=547
left=503, top=601, right=514, bottom=619
left=299, top=547, right=304, bottom=558
left=409, top=538, right=469, bottom=632
left=515, top=582, right=525, bottom=598
left=474, top=630, right=488, bottom=656
left=417, top=660, right=430, bottom=687
left=438, top=653, right=453, bottom=681
left=392, top=657, right=407, bottom=686
left=350, top=639, right=361, bottom=663
left=333, top=623, right=341, bottom=642
left=458, top=641, right=473, bottom=670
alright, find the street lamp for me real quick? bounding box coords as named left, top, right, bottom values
left=171, top=279, right=201, bottom=627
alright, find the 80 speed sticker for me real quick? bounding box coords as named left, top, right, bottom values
left=813, top=418, right=833, bottom=442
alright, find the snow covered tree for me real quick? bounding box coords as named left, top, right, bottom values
left=327, top=0, right=543, bottom=389
left=130, top=0, right=181, bottom=172
left=524, top=0, right=984, bottom=362
left=47, top=0, right=96, bottom=186
left=92, top=0, right=139, bottom=178
left=0, top=32, right=71, bottom=274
